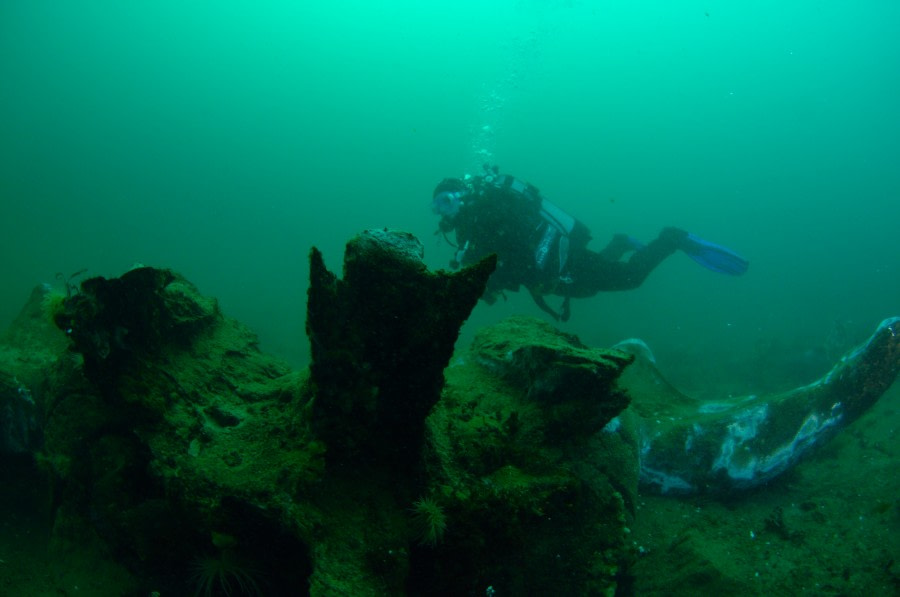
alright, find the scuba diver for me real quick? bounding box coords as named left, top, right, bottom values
left=433, top=165, right=749, bottom=321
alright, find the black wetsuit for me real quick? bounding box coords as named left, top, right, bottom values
left=568, top=231, right=682, bottom=296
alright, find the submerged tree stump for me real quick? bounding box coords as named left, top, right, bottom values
left=306, top=228, right=495, bottom=469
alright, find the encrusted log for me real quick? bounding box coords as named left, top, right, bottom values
left=306, top=228, right=495, bottom=467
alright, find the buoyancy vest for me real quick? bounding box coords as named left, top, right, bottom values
left=488, top=175, right=588, bottom=282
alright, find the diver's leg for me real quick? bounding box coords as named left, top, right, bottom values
left=564, top=232, right=680, bottom=296
left=597, top=234, right=645, bottom=261
left=626, top=317, right=900, bottom=494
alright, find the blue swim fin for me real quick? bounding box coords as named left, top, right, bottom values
left=681, top=233, right=749, bottom=276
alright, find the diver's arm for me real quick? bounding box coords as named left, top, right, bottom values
left=528, top=287, right=570, bottom=322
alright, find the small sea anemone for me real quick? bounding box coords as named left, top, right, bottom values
left=190, top=549, right=262, bottom=597
left=40, top=289, right=67, bottom=325
left=410, top=496, right=448, bottom=546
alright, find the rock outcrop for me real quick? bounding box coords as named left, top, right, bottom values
left=1, top=230, right=637, bottom=596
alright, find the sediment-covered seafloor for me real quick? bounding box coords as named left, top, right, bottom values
left=0, top=229, right=640, bottom=596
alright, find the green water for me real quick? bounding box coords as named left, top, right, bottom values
left=2, top=1, right=898, bottom=381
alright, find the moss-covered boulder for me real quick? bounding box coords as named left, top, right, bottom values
left=43, top=266, right=316, bottom=594
left=0, top=284, right=70, bottom=455
left=410, top=316, right=639, bottom=596
left=472, top=316, right=633, bottom=442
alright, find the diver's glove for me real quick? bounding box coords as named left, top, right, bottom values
left=661, top=227, right=749, bottom=276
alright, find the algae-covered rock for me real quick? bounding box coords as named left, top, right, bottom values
left=0, top=284, right=71, bottom=455
left=472, top=315, right=633, bottom=442
left=413, top=316, right=639, bottom=596
left=6, top=231, right=640, bottom=596
left=43, top=266, right=317, bottom=594
left=52, top=267, right=219, bottom=404
left=0, top=368, right=39, bottom=454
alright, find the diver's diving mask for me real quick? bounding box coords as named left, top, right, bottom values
left=432, top=190, right=465, bottom=218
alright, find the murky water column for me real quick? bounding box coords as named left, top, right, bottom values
left=466, top=3, right=556, bottom=174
